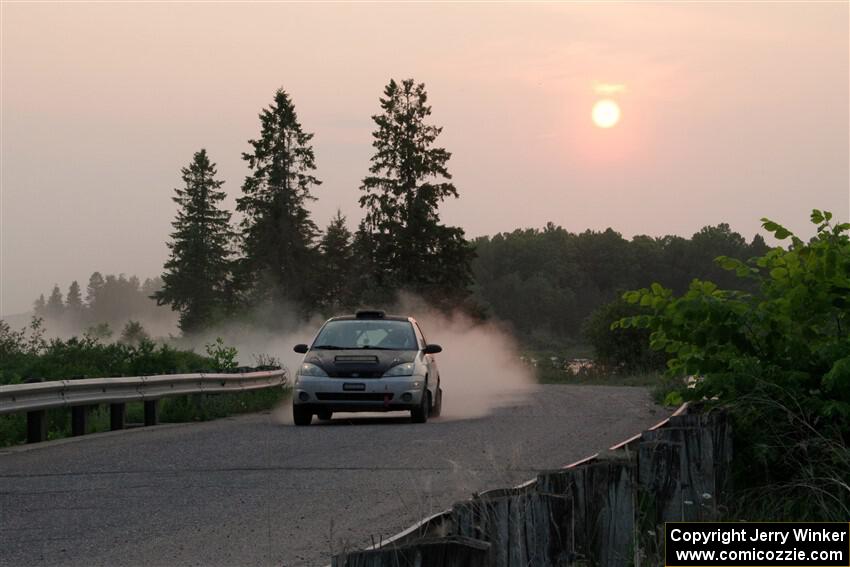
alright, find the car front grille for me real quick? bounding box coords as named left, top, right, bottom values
left=315, top=393, right=394, bottom=401
left=329, top=371, right=383, bottom=378
left=334, top=355, right=379, bottom=364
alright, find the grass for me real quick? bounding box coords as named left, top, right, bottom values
left=0, top=386, right=290, bottom=447
left=537, top=365, right=661, bottom=387
left=535, top=361, right=686, bottom=408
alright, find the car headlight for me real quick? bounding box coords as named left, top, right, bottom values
left=383, top=362, right=415, bottom=377
left=299, top=363, right=328, bottom=377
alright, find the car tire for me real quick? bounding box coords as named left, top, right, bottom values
left=431, top=386, right=442, bottom=418
left=316, top=410, right=332, bottom=421
left=293, top=405, right=312, bottom=426
left=411, top=389, right=429, bottom=424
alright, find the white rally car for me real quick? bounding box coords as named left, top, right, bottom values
left=291, top=310, right=443, bottom=425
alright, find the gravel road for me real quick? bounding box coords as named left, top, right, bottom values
left=0, top=384, right=663, bottom=566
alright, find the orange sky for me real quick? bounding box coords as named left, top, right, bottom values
left=1, top=2, right=848, bottom=314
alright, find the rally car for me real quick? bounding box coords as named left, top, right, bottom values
left=291, top=310, right=443, bottom=425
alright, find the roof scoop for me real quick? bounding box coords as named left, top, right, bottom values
left=355, top=309, right=385, bottom=319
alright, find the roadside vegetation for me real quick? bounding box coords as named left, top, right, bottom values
left=531, top=358, right=677, bottom=407
left=0, top=319, right=287, bottom=447
left=531, top=211, right=849, bottom=521
left=617, top=210, right=850, bottom=521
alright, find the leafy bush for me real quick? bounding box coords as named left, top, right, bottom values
left=617, top=210, right=850, bottom=519
left=0, top=319, right=237, bottom=386
left=583, top=297, right=666, bottom=372
left=0, top=321, right=289, bottom=446
left=204, top=337, right=239, bottom=370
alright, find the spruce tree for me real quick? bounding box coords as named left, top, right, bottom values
left=66, top=281, right=82, bottom=309
left=33, top=294, right=46, bottom=318
left=66, top=280, right=84, bottom=329
left=316, top=211, right=355, bottom=313
left=236, top=89, right=321, bottom=314
left=359, top=79, right=473, bottom=306
left=86, top=272, right=104, bottom=306
left=155, top=149, right=234, bottom=333
left=45, top=284, right=65, bottom=320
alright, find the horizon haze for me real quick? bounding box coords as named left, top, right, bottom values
left=2, top=2, right=848, bottom=315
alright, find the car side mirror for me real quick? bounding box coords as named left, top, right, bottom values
left=293, top=344, right=309, bottom=354
left=423, top=344, right=442, bottom=354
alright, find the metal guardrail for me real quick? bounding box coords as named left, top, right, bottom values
left=0, top=369, right=288, bottom=443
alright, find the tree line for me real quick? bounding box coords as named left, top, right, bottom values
left=472, top=222, right=769, bottom=348
left=31, top=220, right=768, bottom=350
left=154, top=79, right=472, bottom=333
left=24, top=77, right=772, bottom=350
left=32, top=273, right=166, bottom=342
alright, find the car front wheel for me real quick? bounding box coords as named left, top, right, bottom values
left=411, top=389, right=429, bottom=424
left=293, top=405, right=312, bottom=426
left=431, top=386, right=442, bottom=418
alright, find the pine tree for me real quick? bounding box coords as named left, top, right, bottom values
left=315, top=210, right=355, bottom=313
left=359, top=79, right=473, bottom=306
left=45, top=284, right=65, bottom=320
left=65, top=280, right=84, bottom=329
left=119, top=320, right=150, bottom=346
left=86, top=272, right=104, bottom=306
left=155, top=149, right=234, bottom=333
left=66, top=281, right=83, bottom=309
left=33, top=294, right=46, bottom=318
left=750, top=233, right=771, bottom=257
left=236, top=89, right=321, bottom=314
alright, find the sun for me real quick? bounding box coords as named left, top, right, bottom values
left=592, top=99, right=621, bottom=128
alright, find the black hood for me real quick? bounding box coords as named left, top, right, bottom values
left=304, top=349, right=417, bottom=378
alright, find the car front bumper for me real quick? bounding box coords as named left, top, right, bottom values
left=292, top=375, right=425, bottom=412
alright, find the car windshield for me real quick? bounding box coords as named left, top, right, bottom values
left=312, top=320, right=417, bottom=350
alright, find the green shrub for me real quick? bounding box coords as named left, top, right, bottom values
left=617, top=210, right=850, bottom=520
left=0, top=319, right=225, bottom=386
left=0, top=323, right=279, bottom=446
left=583, top=297, right=667, bottom=372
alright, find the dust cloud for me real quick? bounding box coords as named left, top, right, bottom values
left=12, top=287, right=536, bottom=421
left=179, top=301, right=325, bottom=375
left=183, top=295, right=536, bottom=422
left=394, top=295, right=538, bottom=419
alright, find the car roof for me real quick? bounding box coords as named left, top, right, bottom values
left=328, top=314, right=413, bottom=323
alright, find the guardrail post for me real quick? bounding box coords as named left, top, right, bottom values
left=27, top=410, right=47, bottom=443
left=144, top=400, right=158, bottom=426
left=110, top=403, right=126, bottom=430
left=71, top=405, right=88, bottom=436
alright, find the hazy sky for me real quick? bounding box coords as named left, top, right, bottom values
left=2, top=2, right=848, bottom=315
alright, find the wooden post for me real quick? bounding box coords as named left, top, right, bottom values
left=332, top=536, right=490, bottom=567
left=537, top=458, right=636, bottom=567
left=636, top=408, right=732, bottom=564
left=26, top=410, right=47, bottom=443
left=453, top=485, right=571, bottom=567
left=144, top=400, right=158, bottom=426
left=110, top=403, right=125, bottom=430
left=71, top=406, right=88, bottom=436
